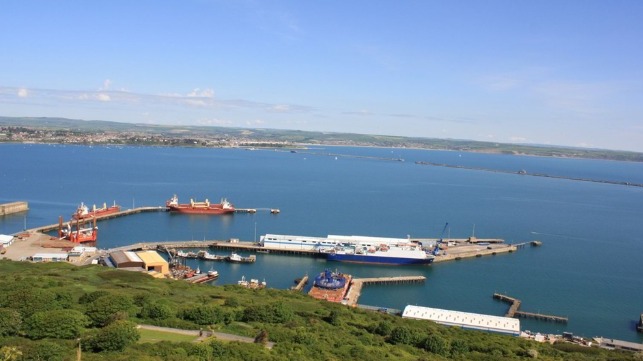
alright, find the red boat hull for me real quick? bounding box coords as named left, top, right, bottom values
left=167, top=205, right=235, bottom=214
left=72, top=205, right=121, bottom=220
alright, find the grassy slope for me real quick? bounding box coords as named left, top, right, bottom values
left=0, top=260, right=638, bottom=360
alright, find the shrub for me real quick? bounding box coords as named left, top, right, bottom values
left=85, top=293, right=135, bottom=327
left=85, top=320, right=140, bottom=352
left=24, top=309, right=88, bottom=340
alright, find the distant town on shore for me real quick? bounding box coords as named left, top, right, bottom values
left=1, top=116, right=642, bottom=162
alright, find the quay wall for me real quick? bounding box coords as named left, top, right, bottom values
left=1, top=201, right=28, bottom=216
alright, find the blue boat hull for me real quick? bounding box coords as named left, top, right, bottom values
left=326, top=253, right=434, bottom=265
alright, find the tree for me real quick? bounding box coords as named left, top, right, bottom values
left=139, top=301, right=174, bottom=320
left=85, top=293, right=135, bottom=327
left=179, top=305, right=224, bottom=325
left=388, top=326, right=414, bottom=345
left=85, top=320, right=140, bottom=352
left=24, top=309, right=88, bottom=340
left=422, top=334, right=450, bottom=356
left=373, top=320, right=392, bottom=337
left=2, top=287, right=59, bottom=318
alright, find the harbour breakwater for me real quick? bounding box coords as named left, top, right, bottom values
left=414, top=161, right=643, bottom=188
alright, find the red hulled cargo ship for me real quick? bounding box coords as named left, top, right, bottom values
left=165, top=194, right=235, bottom=215
left=72, top=202, right=120, bottom=220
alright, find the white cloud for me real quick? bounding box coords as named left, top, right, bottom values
left=17, top=88, right=28, bottom=97
left=187, top=88, right=214, bottom=98
left=96, top=93, right=111, bottom=102
left=270, top=104, right=291, bottom=112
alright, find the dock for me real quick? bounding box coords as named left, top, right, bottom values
left=493, top=293, right=567, bottom=323
left=344, top=276, right=426, bottom=307
left=0, top=201, right=29, bottom=216
left=28, top=206, right=165, bottom=233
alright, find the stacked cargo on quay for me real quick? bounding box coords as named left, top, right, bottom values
left=260, top=234, right=435, bottom=265
left=165, top=194, right=235, bottom=215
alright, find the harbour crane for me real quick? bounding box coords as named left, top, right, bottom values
left=432, top=222, right=449, bottom=256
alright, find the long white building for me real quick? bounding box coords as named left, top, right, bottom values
left=402, top=305, right=520, bottom=336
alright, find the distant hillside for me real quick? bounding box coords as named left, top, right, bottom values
left=1, top=116, right=642, bottom=162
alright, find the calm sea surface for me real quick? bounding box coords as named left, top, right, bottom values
left=2, top=144, right=643, bottom=342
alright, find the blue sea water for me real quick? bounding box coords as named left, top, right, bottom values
left=2, top=143, right=643, bottom=342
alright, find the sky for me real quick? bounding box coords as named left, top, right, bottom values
left=1, top=1, right=642, bottom=152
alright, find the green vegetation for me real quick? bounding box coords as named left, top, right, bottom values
left=0, top=260, right=638, bottom=360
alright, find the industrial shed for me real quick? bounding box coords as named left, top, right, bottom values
left=32, top=253, right=68, bottom=262
left=136, top=250, right=169, bottom=275
left=109, top=250, right=144, bottom=269
left=402, top=305, right=520, bottom=336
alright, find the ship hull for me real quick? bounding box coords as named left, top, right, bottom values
left=166, top=205, right=235, bottom=215
left=326, top=253, right=434, bottom=265
left=73, top=206, right=120, bottom=220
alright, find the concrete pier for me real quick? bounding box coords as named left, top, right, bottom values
left=493, top=293, right=567, bottom=323
left=0, top=201, right=28, bottom=216
left=344, top=276, right=426, bottom=307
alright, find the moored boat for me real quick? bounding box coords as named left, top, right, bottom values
left=308, top=269, right=352, bottom=303
left=72, top=201, right=120, bottom=220
left=166, top=194, right=235, bottom=215
left=261, top=233, right=436, bottom=265
left=325, top=243, right=435, bottom=265
left=226, top=253, right=256, bottom=263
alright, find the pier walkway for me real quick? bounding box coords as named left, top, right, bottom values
left=493, top=293, right=567, bottom=323
left=344, top=276, right=426, bottom=307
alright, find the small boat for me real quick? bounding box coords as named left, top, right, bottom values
left=200, top=251, right=225, bottom=261
left=207, top=268, right=219, bottom=278
left=225, top=253, right=256, bottom=263
left=238, top=275, right=266, bottom=289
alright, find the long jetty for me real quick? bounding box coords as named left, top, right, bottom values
left=345, top=276, right=426, bottom=307
left=493, top=293, right=568, bottom=323
left=415, top=161, right=643, bottom=188
left=28, top=206, right=165, bottom=233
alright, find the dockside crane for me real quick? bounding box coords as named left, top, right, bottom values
left=432, top=222, right=449, bottom=256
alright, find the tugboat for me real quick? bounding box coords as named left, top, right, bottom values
left=166, top=194, right=235, bottom=215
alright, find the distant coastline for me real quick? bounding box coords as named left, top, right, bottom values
left=1, top=115, right=642, bottom=162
